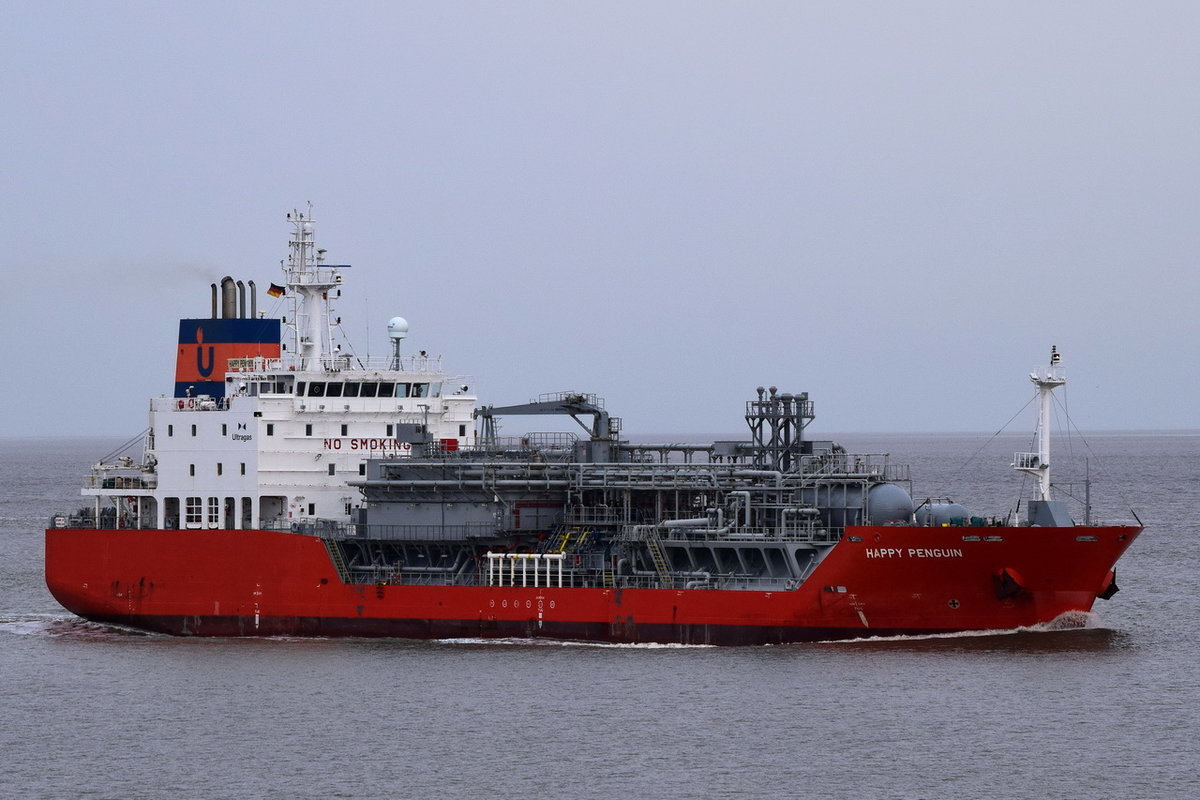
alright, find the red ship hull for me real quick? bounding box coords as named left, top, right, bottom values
left=45, top=524, right=1140, bottom=644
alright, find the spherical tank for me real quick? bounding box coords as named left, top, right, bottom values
left=866, top=483, right=915, bottom=524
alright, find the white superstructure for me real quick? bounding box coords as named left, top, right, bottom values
left=78, top=209, right=477, bottom=532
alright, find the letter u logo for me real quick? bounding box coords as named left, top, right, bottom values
left=197, top=346, right=214, bottom=377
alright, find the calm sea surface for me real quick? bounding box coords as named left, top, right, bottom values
left=2, top=431, right=1197, bottom=799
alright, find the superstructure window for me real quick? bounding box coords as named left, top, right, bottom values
left=189, top=464, right=195, bottom=476
left=326, top=382, right=343, bottom=398
left=217, top=463, right=223, bottom=476
left=266, top=424, right=274, bottom=436
left=191, top=424, right=197, bottom=436
left=412, top=383, right=429, bottom=397
left=297, top=381, right=306, bottom=395
left=207, top=497, right=219, bottom=527
left=378, top=382, right=396, bottom=397
left=185, top=497, right=202, bottom=527
left=328, top=463, right=335, bottom=476
left=222, top=424, right=227, bottom=436
left=343, top=382, right=360, bottom=397
left=341, top=424, right=348, bottom=436
left=308, top=382, right=326, bottom=397
left=395, top=383, right=410, bottom=398
left=240, top=463, right=246, bottom=475
left=305, top=424, right=313, bottom=436
left=359, top=382, right=378, bottom=398
left=168, top=425, right=173, bottom=437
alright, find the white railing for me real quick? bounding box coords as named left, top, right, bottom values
left=1012, top=452, right=1041, bottom=469
left=225, top=354, right=450, bottom=375
left=486, top=552, right=566, bottom=587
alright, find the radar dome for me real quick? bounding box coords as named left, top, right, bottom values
left=387, top=316, right=409, bottom=341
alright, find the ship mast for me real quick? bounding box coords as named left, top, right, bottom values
left=284, top=206, right=344, bottom=369
left=1014, top=346, right=1066, bottom=501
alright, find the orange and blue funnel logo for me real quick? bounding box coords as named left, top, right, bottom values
left=174, top=318, right=281, bottom=398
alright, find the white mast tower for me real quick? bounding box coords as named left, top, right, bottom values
left=284, top=206, right=343, bottom=368
left=1014, top=346, right=1073, bottom=526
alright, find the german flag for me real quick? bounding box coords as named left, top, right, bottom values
left=267, top=283, right=285, bottom=298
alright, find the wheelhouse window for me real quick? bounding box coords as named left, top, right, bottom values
left=359, top=382, right=378, bottom=398
left=343, top=382, right=360, bottom=397
left=395, top=383, right=410, bottom=398
left=326, top=382, right=343, bottom=397
left=308, top=382, right=326, bottom=397
left=378, top=382, right=396, bottom=397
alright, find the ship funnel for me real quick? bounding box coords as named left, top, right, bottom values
left=248, top=280, right=257, bottom=317
left=210, top=283, right=219, bottom=318
left=236, top=280, right=246, bottom=319
left=220, top=277, right=237, bottom=319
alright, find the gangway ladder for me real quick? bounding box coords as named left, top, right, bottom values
left=322, top=538, right=351, bottom=584
left=602, top=566, right=616, bottom=588
left=645, top=529, right=674, bottom=589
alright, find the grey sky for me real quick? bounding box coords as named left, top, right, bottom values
left=3, top=2, right=1196, bottom=437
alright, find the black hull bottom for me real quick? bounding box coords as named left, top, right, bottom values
left=80, top=612, right=956, bottom=645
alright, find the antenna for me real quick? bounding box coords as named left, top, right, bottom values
left=388, top=316, right=409, bottom=370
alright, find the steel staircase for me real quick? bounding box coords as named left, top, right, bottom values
left=644, top=529, right=674, bottom=589
left=322, top=538, right=351, bottom=584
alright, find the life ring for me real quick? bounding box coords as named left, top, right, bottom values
left=177, top=400, right=185, bottom=409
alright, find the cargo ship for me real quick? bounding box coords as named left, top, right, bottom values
left=45, top=210, right=1142, bottom=644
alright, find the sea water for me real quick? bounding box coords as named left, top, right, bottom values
left=2, top=432, right=1197, bottom=799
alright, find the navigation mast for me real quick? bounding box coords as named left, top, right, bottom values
left=1017, top=345, right=1065, bottom=506
left=284, top=206, right=345, bottom=369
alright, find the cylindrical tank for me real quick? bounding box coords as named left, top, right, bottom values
left=797, top=482, right=914, bottom=527
left=915, top=501, right=970, bottom=526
